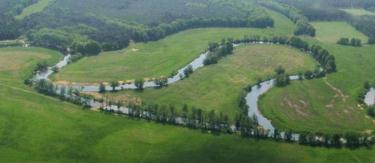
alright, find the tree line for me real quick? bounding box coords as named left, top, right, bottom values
left=274, top=66, right=290, bottom=87
left=337, top=38, right=362, bottom=47
left=204, top=39, right=234, bottom=65
left=101, top=102, right=235, bottom=133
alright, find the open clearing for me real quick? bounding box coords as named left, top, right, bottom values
left=342, top=8, right=375, bottom=16
left=312, top=21, right=368, bottom=44
left=107, top=44, right=316, bottom=119
left=15, top=0, right=54, bottom=20
left=0, top=47, right=60, bottom=85
left=52, top=10, right=295, bottom=83
left=0, top=47, right=375, bottom=162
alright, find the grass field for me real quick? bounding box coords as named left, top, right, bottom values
left=52, top=9, right=295, bottom=83
left=342, top=8, right=375, bottom=16
left=312, top=21, right=368, bottom=44
left=0, top=47, right=374, bottom=162
left=258, top=23, right=375, bottom=133
left=2, top=84, right=375, bottom=163
left=0, top=47, right=60, bottom=86
left=15, top=0, right=54, bottom=20
left=107, top=44, right=316, bottom=119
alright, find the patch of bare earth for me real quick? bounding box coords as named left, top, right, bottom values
left=131, top=48, right=139, bottom=52
left=281, top=96, right=311, bottom=117
left=324, top=78, right=348, bottom=102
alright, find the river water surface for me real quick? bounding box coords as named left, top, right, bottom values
left=365, top=88, right=375, bottom=106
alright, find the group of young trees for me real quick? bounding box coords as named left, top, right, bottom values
left=183, top=65, right=194, bottom=78
left=134, top=79, right=144, bottom=90
left=154, top=77, right=168, bottom=88
left=35, top=61, right=49, bottom=73
left=309, top=44, right=336, bottom=73
left=337, top=38, right=362, bottom=47
left=99, top=83, right=106, bottom=93
left=204, top=39, right=234, bottom=65
left=274, top=66, right=290, bottom=87
left=259, top=1, right=316, bottom=36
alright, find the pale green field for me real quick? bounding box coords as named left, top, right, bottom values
left=312, top=21, right=368, bottom=44
left=15, top=0, right=54, bottom=20
left=108, top=44, right=317, bottom=119
left=342, top=8, right=375, bottom=16
left=53, top=9, right=296, bottom=83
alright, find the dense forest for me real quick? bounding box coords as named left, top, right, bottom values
left=2, top=0, right=375, bottom=54
left=0, top=0, right=275, bottom=55
left=0, top=0, right=40, bottom=40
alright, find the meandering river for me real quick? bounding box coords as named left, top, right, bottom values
left=32, top=42, right=299, bottom=135
left=31, top=42, right=348, bottom=140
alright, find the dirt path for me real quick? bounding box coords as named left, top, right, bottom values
left=323, top=78, right=348, bottom=102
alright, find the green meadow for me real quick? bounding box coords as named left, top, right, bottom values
left=312, top=21, right=368, bottom=44
left=0, top=47, right=374, bottom=162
